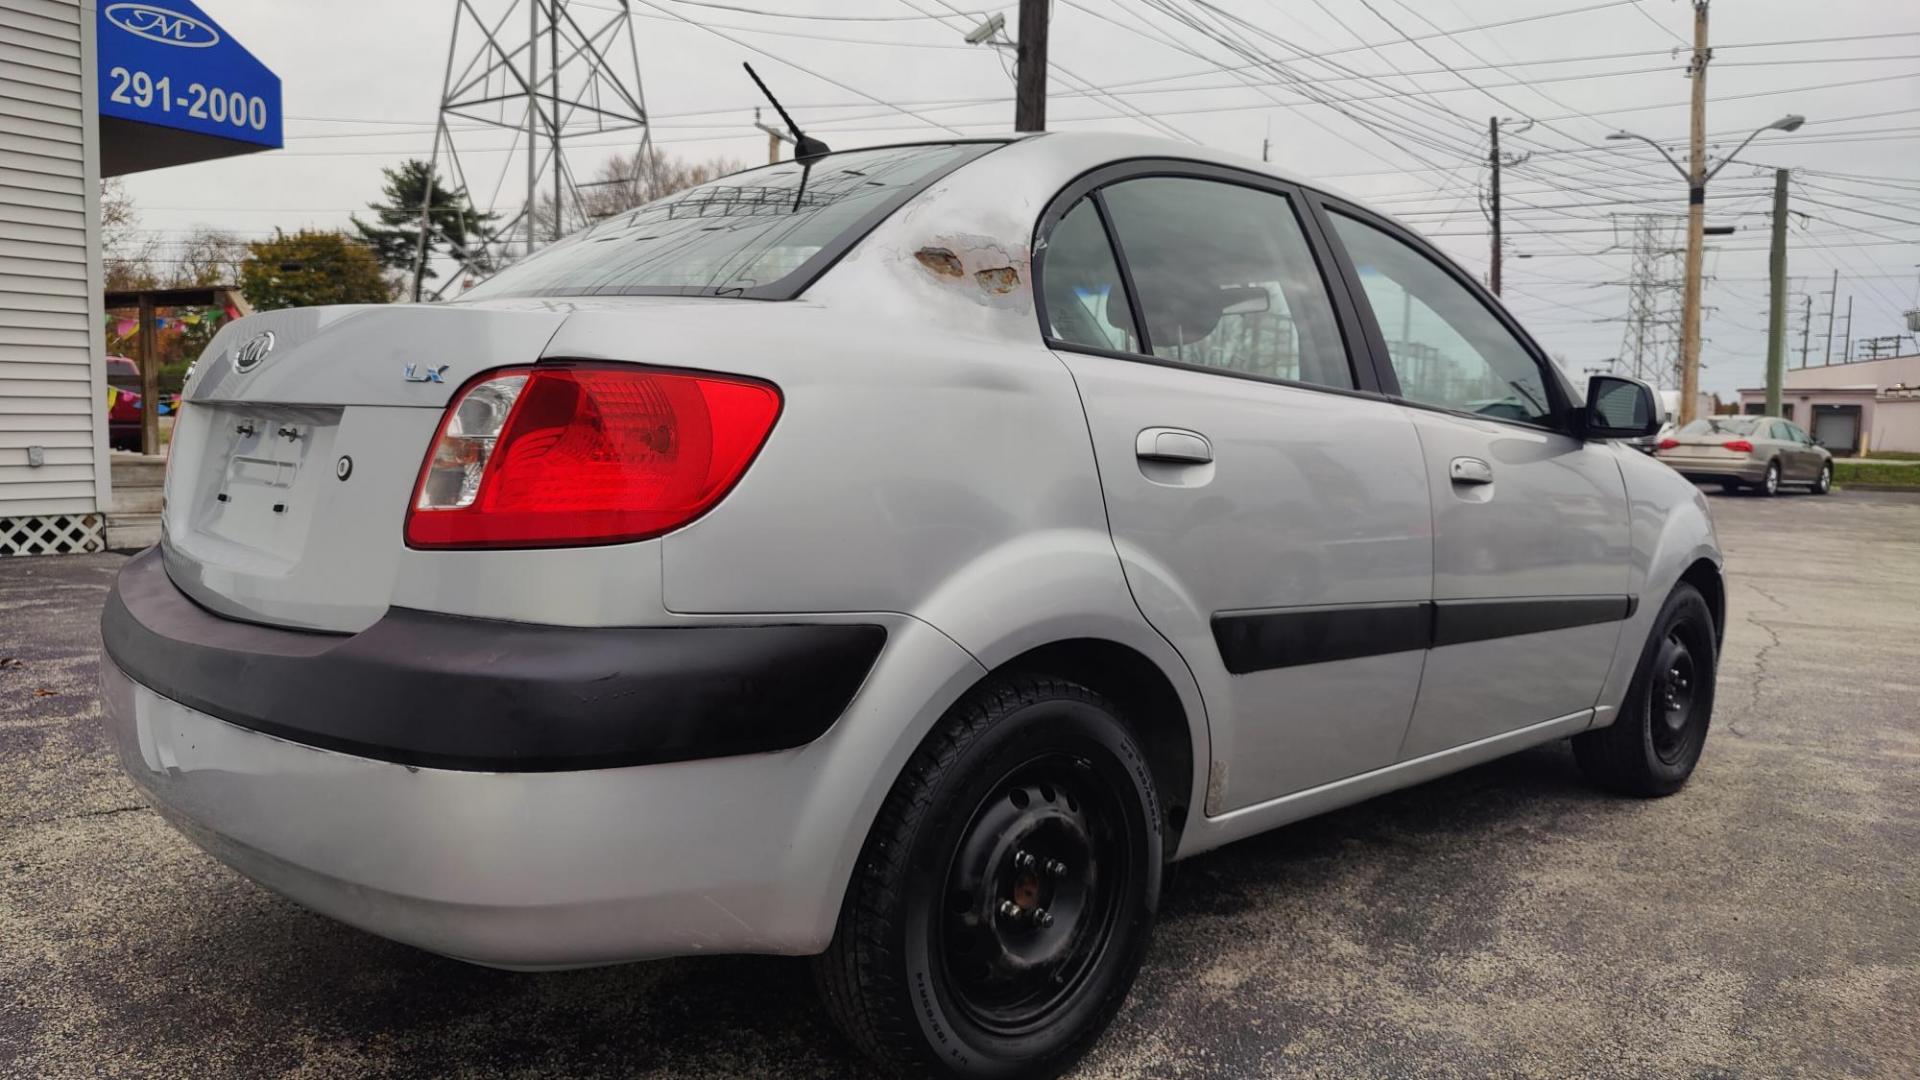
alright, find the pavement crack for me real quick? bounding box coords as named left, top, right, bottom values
left=2, top=804, right=151, bottom=831
left=1731, top=579, right=1789, bottom=738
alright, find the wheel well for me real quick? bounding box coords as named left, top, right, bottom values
left=995, top=639, right=1195, bottom=850
left=1679, top=558, right=1725, bottom=647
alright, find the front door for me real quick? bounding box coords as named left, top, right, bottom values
left=1036, top=166, right=1433, bottom=813
left=1320, top=206, right=1632, bottom=759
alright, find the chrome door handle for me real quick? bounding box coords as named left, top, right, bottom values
left=1136, top=427, right=1213, bottom=464
left=1449, top=456, right=1494, bottom=485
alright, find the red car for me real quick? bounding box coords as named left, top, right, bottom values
left=107, top=355, right=143, bottom=451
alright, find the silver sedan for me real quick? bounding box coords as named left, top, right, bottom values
left=1656, top=414, right=1834, bottom=495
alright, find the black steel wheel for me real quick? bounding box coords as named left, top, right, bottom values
left=1574, top=582, right=1718, bottom=797
left=815, top=676, right=1163, bottom=1080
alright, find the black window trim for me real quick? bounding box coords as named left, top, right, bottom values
left=1032, top=157, right=1386, bottom=400
left=459, top=138, right=1011, bottom=304
left=1305, top=191, right=1582, bottom=437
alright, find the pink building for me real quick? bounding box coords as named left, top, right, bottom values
left=1738, top=353, right=1920, bottom=457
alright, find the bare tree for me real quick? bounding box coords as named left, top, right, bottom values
left=166, top=227, right=248, bottom=288
left=101, top=177, right=157, bottom=290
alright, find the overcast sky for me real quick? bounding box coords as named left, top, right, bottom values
left=118, top=0, right=1920, bottom=396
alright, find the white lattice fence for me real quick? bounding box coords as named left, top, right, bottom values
left=0, top=514, right=106, bottom=557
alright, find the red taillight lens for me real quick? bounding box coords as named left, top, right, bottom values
left=405, top=363, right=781, bottom=549
left=1657, top=437, right=1680, bottom=450
left=1722, top=439, right=1754, bottom=452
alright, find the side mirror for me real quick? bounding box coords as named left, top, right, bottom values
left=1577, top=374, right=1661, bottom=440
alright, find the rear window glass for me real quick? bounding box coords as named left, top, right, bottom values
left=1679, top=416, right=1761, bottom=436
left=459, top=143, right=992, bottom=301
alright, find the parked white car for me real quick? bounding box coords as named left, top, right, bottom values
left=101, top=132, right=1723, bottom=1079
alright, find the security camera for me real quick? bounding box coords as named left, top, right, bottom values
left=964, top=12, right=1005, bottom=45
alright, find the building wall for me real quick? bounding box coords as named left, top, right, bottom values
left=1868, top=398, right=1920, bottom=456
left=0, top=0, right=109, bottom=540
left=1781, top=354, right=1920, bottom=392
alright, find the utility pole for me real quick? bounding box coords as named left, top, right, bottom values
left=1014, top=0, right=1049, bottom=132
left=1764, top=168, right=1787, bottom=417
left=1840, top=296, right=1853, bottom=362
left=1798, top=293, right=1813, bottom=369
left=753, top=107, right=790, bottom=164
left=1820, top=268, right=1838, bottom=364
left=1677, top=0, right=1710, bottom=425
left=1489, top=116, right=1502, bottom=296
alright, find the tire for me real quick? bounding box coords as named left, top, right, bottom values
left=1811, top=461, right=1833, bottom=495
left=1573, top=583, right=1717, bottom=797
left=1755, top=459, right=1781, bottom=496
left=814, top=676, right=1163, bottom=1080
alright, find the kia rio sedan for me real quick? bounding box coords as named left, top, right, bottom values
left=101, top=133, right=1723, bottom=1079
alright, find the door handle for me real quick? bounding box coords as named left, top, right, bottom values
left=1136, top=427, right=1213, bottom=464
left=1449, top=456, right=1494, bottom=485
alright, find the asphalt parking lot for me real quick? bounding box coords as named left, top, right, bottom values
left=3, top=488, right=1917, bottom=1079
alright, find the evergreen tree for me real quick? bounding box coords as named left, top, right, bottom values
left=351, top=159, right=497, bottom=300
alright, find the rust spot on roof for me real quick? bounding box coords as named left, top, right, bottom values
left=974, top=266, right=1020, bottom=294
left=914, top=246, right=965, bottom=278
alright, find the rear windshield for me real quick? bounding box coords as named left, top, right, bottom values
left=459, top=142, right=996, bottom=301
left=1679, top=416, right=1761, bottom=435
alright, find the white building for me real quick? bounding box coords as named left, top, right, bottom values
left=1, top=0, right=277, bottom=555
left=1737, top=353, right=1920, bottom=457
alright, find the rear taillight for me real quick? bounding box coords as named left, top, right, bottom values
left=405, top=363, right=781, bottom=549
left=1722, top=439, right=1754, bottom=452
left=1657, top=437, right=1680, bottom=450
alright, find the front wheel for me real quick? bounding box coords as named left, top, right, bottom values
left=1812, top=461, right=1833, bottom=495
left=814, top=676, right=1163, bottom=1079
left=1573, top=583, right=1718, bottom=797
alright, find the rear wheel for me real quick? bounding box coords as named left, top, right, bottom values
left=1812, top=461, right=1833, bottom=495
left=1573, top=583, right=1717, bottom=797
left=815, top=676, right=1163, bottom=1079
left=1754, top=460, right=1781, bottom=496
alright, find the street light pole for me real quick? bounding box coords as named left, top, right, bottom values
left=1609, top=106, right=1805, bottom=422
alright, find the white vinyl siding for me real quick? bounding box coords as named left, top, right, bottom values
left=0, top=0, right=103, bottom=519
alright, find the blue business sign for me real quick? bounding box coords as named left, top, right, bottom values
left=97, top=1, right=281, bottom=151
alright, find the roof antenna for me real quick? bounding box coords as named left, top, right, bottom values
left=743, top=63, right=830, bottom=162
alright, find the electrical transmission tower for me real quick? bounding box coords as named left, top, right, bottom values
left=1615, top=215, right=1685, bottom=386
left=417, top=0, right=651, bottom=294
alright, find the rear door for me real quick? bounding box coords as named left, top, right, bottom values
left=1036, top=163, right=1433, bottom=814
left=1772, top=420, right=1812, bottom=479
left=1316, top=203, right=1632, bottom=759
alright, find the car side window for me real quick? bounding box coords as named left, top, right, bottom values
left=1327, top=211, right=1554, bottom=424
left=1098, top=177, right=1353, bottom=390
left=1040, top=197, right=1141, bottom=353
left=1786, top=422, right=1812, bottom=444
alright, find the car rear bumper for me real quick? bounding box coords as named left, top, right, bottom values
left=1660, top=456, right=1767, bottom=484
left=99, top=549, right=980, bottom=969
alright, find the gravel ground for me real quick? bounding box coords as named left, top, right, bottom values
left=3, top=489, right=1916, bottom=1079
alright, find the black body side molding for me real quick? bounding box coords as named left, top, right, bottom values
left=1212, top=595, right=1637, bottom=675
left=102, top=548, right=885, bottom=772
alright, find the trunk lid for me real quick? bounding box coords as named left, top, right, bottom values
left=161, top=303, right=571, bottom=632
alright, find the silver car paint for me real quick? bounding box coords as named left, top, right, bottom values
left=110, top=131, right=1722, bottom=969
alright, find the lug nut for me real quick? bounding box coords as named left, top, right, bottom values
left=1044, top=859, right=1067, bottom=877
left=1014, top=851, right=1036, bottom=870
left=1033, top=908, right=1054, bottom=928
left=999, top=900, right=1022, bottom=918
